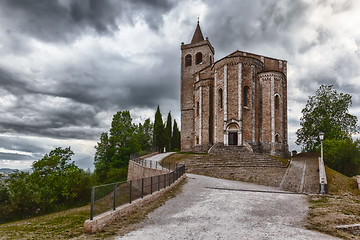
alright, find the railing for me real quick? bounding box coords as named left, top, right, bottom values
left=131, top=158, right=173, bottom=171
left=318, top=157, right=328, bottom=194
left=89, top=164, right=185, bottom=220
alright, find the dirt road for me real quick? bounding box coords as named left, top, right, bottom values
left=117, top=174, right=338, bottom=240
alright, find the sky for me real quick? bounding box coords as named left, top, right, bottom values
left=1, top=0, right=360, bottom=171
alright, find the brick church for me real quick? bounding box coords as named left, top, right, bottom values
left=180, top=22, right=289, bottom=157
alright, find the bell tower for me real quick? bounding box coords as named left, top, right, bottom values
left=180, top=21, right=215, bottom=151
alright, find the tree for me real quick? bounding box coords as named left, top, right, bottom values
left=171, top=120, right=181, bottom=150
left=164, top=112, right=172, bottom=152
left=321, top=138, right=360, bottom=177
left=296, top=85, right=358, bottom=151
left=31, top=147, right=89, bottom=206
left=154, top=105, right=165, bottom=152
left=94, top=132, right=111, bottom=182
left=136, top=118, right=153, bottom=152
left=94, top=111, right=140, bottom=183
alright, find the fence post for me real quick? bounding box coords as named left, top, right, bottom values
left=129, top=181, right=132, bottom=204
left=156, top=161, right=158, bottom=170
left=168, top=163, right=171, bottom=171
left=90, top=187, right=95, bottom=220
left=150, top=160, right=152, bottom=169
left=151, top=176, right=153, bottom=194
left=158, top=175, right=160, bottom=191
left=141, top=178, right=144, bottom=198
left=113, top=183, right=117, bottom=210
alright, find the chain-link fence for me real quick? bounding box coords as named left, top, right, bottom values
left=90, top=164, right=185, bottom=220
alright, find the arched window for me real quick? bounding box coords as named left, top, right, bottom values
left=275, top=94, right=280, bottom=110
left=210, top=55, right=212, bottom=65
left=196, top=52, right=202, bottom=64
left=196, top=101, right=200, bottom=116
left=218, top=88, right=223, bottom=109
left=185, top=54, right=192, bottom=67
left=275, top=134, right=281, bottom=143
left=243, top=86, right=250, bottom=107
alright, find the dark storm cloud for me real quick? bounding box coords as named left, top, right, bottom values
left=0, top=152, right=34, bottom=161
left=202, top=0, right=309, bottom=57
left=0, top=0, right=177, bottom=44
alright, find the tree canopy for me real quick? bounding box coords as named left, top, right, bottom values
left=296, top=85, right=358, bottom=151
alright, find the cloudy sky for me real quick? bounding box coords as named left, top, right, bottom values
left=1, top=0, right=360, bottom=170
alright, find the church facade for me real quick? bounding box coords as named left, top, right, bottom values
left=180, top=22, right=289, bottom=156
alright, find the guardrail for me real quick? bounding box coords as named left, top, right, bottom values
left=318, top=157, right=328, bottom=194
left=89, top=164, right=185, bottom=220
left=131, top=157, right=173, bottom=171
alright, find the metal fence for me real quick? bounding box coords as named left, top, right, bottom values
left=131, top=158, right=174, bottom=171
left=90, top=164, right=185, bottom=220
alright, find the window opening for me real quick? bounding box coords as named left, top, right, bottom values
left=243, top=86, right=250, bottom=107
left=185, top=54, right=192, bottom=67
left=195, top=52, right=202, bottom=64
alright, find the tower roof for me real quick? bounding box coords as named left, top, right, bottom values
left=191, top=21, right=204, bottom=44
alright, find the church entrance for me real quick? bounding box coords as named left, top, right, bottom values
left=228, top=132, right=238, bottom=146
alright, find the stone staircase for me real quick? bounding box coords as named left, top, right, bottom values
left=187, top=145, right=287, bottom=170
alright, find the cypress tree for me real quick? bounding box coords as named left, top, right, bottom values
left=164, top=112, right=172, bottom=152
left=171, top=119, right=181, bottom=150
left=153, top=105, right=164, bottom=152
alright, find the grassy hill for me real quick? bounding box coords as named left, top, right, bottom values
left=307, top=166, right=360, bottom=239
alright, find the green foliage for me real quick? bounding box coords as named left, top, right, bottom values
left=94, top=110, right=154, bottom=183
left=164, top=112, right=172, bottom=151
left=136, top=118, right=153, bottom=152
left=171, top=119, right=181, bottom=150
left=296, top=85, right=358, bottom=151
left=321, top=138, right=360, bottom=177
left=154, top=105, right=165, bottom=152
left=0, top=147, right=92, bottom=223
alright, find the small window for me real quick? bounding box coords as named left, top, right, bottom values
left=196, top=137, right=199, bottom=145
left=243, top=86, right=250, bottom=107
left=196, top=52, right=202, bottom=64
left=275, top=94, right=280, bottom=110
left=218, top=88, right=223, bottom=109
left=185, top=54, right=192, bottom=67
left=210, top=55, right=212, bottom=65
left=196, top=101, right=200, bottom=116
left=275, top=134, right=281, bottom=143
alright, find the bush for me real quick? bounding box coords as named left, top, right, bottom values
left=321, top=138, right=360, bottom=177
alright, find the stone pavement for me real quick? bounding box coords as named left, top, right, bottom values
left=117, top=174, right=338, bottom=240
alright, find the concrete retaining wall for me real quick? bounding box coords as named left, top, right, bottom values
left=84, top=174, right=186, bottom=234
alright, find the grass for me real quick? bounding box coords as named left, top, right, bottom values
left=0, top=205, right=89, bottom=240
left=0, top=178, right=186, bottom=240
left=306, top=166, right=360, bottom=239
left=269, top=155, right=290, bottom=166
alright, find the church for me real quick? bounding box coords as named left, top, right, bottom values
left=180, top=22, right=289, bottom=157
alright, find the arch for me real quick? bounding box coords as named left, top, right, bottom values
left=195, top=52, right=202, bottom=64
left=226, top=123, right=239, bottom=146
left=275, top=94, right=280, bottom=110
left=243, top=86, right=250, bottom=107
left=227, top=123, right=239, bottom=131
left=185, top=54, right=192, bottom=67
left=218, top=88, right=223, bottom=109
left=275, top=134, right=281, bottom=143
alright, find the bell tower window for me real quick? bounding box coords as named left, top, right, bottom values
left=196, top=52, right=202, bottom=64
left=243, top=86, right=250, bottom=107
left=218, top=88, right=223, bottom=109
left=185, top=54, right=192, bottom=67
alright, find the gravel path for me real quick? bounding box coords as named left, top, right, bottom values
left=141, top=152, right=175, bottom=170
left=117, top=174, right=338, bottom=240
